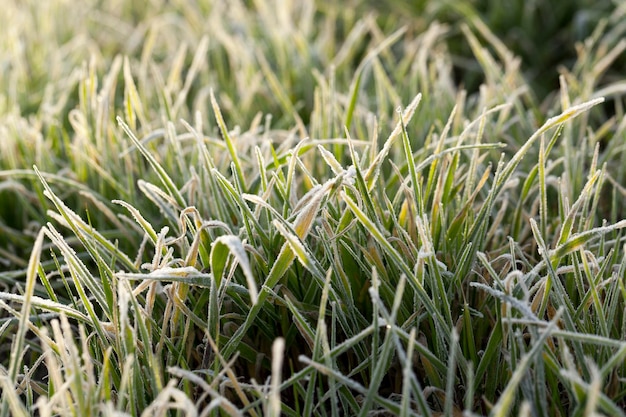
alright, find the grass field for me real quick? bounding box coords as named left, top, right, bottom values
left=2, top=0, right=626, bottom=415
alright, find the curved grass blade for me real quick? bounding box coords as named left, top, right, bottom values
left=210, top=235, right=258, bottom=305
left=117, top=117, right=186, bottom=208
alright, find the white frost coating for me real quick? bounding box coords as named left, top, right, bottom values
left=147, top=266, right=209, bottom=278
left=344, top=165, right=356, bottom=185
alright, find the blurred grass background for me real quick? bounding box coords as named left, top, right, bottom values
left=358, top=0, right=621, bottom=99
left=1, top=0, right=626, bottom=415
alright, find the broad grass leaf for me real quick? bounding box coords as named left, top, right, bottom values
left=211, top=235, right=258, bottom=305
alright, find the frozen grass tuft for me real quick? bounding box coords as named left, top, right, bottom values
left=1, top=0, right=626, bottom=415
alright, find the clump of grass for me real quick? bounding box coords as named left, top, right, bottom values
left=1, top=0, right=626, bottom=416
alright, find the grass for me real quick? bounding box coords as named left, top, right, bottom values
left=1, top=0, right=626, bottom=415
